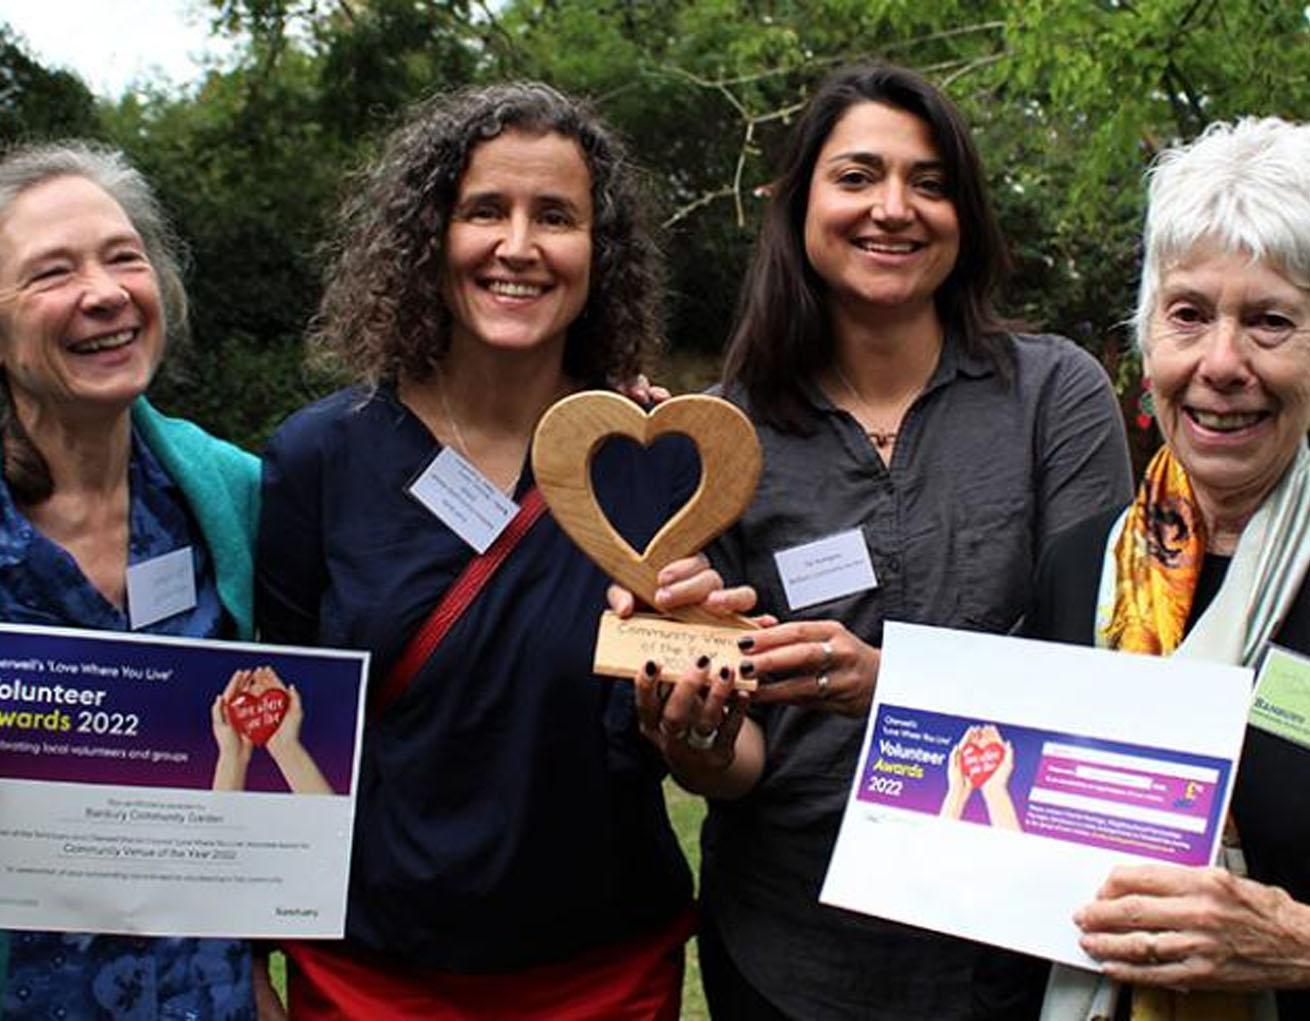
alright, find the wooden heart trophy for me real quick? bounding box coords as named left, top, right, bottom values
left=532, top=392, right=762, bottom=689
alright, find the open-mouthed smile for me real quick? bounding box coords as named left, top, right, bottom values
left=67, top=328, right=137, bottom=355
left=1186, top=407, right=1269, bottom=433
left=852, top=238, right=926, bottom=255
left=483, top=279, right=549, bottom=299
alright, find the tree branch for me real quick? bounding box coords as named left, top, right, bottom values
left=663, top=186, right=737, bottom=229
left=939, top=51, right=1007, bottom=89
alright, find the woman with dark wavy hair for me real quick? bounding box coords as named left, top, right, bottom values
left=257, top=82, right=736, bottom=1019
left=637, top=63, right=1133, bottom=1018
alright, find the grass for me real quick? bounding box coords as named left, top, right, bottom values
left=665, top=778, right=710, bottom=1020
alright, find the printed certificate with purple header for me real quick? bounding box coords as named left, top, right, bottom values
left=0, top=623, right=368, bottom=939
left=820, top=622, right=1253, bottom=969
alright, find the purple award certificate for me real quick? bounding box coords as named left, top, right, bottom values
left=820, top=622, right=1252, bottom=969
left=0, top=623, right=368, bottom=938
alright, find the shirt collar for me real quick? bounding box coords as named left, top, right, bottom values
left=802, top=328, right=995, bottom=414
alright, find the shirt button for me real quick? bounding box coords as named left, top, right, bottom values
left=886, top=556, right=901, bottom=573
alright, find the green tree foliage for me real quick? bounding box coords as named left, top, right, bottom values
left=100, top=0, right=480, bottom=448
left=0, top=25, right=99, bottom=143
left=4, top=2, right=1308, bottom=450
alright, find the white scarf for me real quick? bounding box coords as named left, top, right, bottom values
left=1040, top=443, right=1310, bottom=1021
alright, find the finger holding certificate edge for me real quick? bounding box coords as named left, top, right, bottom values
left=1075, top=863, right=1310, bottom=991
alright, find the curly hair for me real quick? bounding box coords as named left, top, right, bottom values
left=0, top=140, right=188, bottom=504
left=313, top=82, right=663, bottom=387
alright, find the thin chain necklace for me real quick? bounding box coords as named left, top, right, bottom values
left=434, top=368, right=523, bottom=496
left=832, top=364, right=920, bottom=450
left=435, top=369, right=471, bottom=458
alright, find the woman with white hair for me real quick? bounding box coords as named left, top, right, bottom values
left=1030, top=117, right=1310, bottom=1019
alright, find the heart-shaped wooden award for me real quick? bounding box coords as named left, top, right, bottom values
left=532, top=392, right=762, bottom=687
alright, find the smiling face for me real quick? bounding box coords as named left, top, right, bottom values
left=803, top=101, right=960, bottom=324
left=441, top=128, right=593, bottom=362
left=0, top=175, right=164, bottom=421
left=1146, top=245, right=1310, bottom=513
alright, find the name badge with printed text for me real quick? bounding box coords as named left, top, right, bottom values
left=126, top=546, right=197, bottom=630
left=1250, top=644, right=1310, bottom=750
left=408, top=447, right=518, bottom=553
left=774, top=528, right=878, bottom=611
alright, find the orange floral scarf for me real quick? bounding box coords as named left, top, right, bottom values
left=1101, top=446, right=1256, bottom=1021
left=1100, top=446, right=1206, bottom=656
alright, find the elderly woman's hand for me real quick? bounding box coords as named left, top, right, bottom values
left=1076, top=864, right=1310, bottom=990
left=736, top=620, right=880, bottom=717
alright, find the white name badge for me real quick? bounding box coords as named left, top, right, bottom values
left=125, top=546, right=197, bottom=630
left=774, top=528, right=878, bottom=611
left=408, top=446, right=518, bottom=553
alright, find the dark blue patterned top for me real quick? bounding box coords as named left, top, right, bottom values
left=0, top=430, right=254, bottom=1020
left=0, top=429, right=227, bottom=636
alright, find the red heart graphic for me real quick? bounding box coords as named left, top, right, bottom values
left=960, top=740, right=1004, bottom=788
left=227, top=688, right=289, bottom=746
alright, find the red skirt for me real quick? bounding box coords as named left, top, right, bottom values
left=283, top=906, right=695, bottom=1020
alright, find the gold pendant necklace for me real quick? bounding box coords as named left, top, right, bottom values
left=832, top=364, right=918, bottom=450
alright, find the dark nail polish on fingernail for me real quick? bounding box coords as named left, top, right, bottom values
left=643, top=660, right=657, bottom=677
left=719, top=666, right=731, bottom=681
left=740, top=661, right=755, bottom=677
left=737, top=636, right=754, bottom=651
left=696, top=655, right=711, bottom=670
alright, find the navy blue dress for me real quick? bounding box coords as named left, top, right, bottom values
left=257, top=384, right=695, bottom=972
left=0, top=433, right=254, bottom=1020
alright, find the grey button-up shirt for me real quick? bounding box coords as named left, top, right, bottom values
left=704, top=332, right=1134, bottom=1019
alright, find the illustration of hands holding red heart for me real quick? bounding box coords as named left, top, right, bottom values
left=938, top=724, right=1021, bottom=831
left=210, top=667, right=333, bottom=794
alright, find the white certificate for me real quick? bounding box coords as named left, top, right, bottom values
left=820, top=622, right=1252, bottom=968
left=0, top=623, right=368, bottom=939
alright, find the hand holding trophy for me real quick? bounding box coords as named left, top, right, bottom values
left=532, top=392, right=762, bottom=687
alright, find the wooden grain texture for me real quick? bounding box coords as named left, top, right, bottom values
left=532, top=392, right=762, bottom=629
left=593, top=612, right=759, bottom=689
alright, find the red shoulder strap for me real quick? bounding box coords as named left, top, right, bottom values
left=370, top=486, right=548, bottom=719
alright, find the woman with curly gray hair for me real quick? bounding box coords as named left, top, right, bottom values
left=256, top=82, right=732, bottom=1018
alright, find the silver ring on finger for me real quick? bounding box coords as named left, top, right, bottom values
left=685, top=727, right=718, bottom=751
left=816, top=673, right=831, bottom=698
left=819, top=639, right=835, bottom=674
